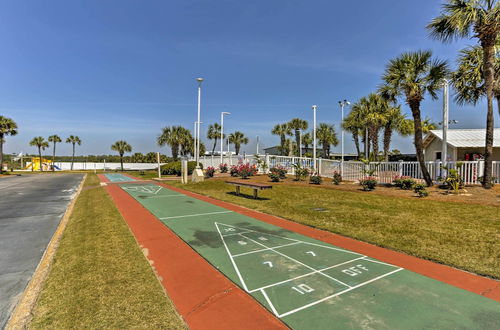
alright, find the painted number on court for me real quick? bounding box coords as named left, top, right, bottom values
left=291, top=284, right=315, bottom=295
left=225, top=228, right=235, bottom=232
left=238, top=241, right=247, bottom=245
left=306, top=251, right=316, bottom=257
left=263, top=261, right=273, bottom=268
left=341, top=264, right=369, bottom=276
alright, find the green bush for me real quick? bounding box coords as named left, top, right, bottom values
left=413, top=183, right=429, bottom=197
left=360, top=176, right=377, bottom=191
left=268, top=172, right=280, bottom=182
left=309, top=174, right=322, bottom=185
left=292, top=163, right=309, bottom=181
left=160, top=161, right=202, bottom=176
left=332, top=171, right=342, bottom=185
left=270, top=166, right=287, bottom=179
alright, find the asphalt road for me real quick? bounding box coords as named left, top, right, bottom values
left=0, top=173, right=84, bottom=329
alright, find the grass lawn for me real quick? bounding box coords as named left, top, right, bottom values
left=169, top=177, right=499, bottom=279
left=29, top=174, right=186, bottom=329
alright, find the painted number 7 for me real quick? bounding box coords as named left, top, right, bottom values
left=291, top=284, right=315, bottom=295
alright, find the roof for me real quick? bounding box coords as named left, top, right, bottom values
left=424, top=129, right=500, bottom=148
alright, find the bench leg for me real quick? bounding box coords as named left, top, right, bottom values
left=253, top=189, right=258, bottom=199
left=236, top=186, right=240, bottom=195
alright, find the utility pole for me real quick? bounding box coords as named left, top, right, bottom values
left=442, top=78, right=449, bottom=169
left=312, top=105, right=317, bottom=172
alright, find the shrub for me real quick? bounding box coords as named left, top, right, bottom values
left=309, top=174, right=322, bottom=185
left=205, top=166, right=215, bottom=178
left=229, top=165, right=239, bottom=177
left=440, top=163, right=464, bottom=194
left=268, top=172, right=280, bottom=182
left=332, top=171, right=342, bottom=185
left=161, top=161, right=202, bottom=176
left=292, top=163, right=309, bottom=181
left=393, top=175, right=415, bottom=189
left=360, top=176, right=377, bottom=191
left=413, top=183, right=429, bottom=197
left=269, top=166, right=287, bottom=179
left=219, top=163, right=228, bottom=173
left=237, top=163, right=257, bottom=179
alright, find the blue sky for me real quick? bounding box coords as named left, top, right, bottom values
left=1, top=0, right=497, bottom=156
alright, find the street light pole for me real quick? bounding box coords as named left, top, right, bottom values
left=442, top=79, right=449, bottom=168
left=338, top=100, right=350, bottom=176
left=312, top=105, right=317, bottom=172
left=256, top=135, right=259, bottom=155
left=220, top=112, right=230, bottom=164
left=195, top=78, right=204, bottom=168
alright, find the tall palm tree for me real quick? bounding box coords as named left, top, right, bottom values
left=48, top=135, right=61, bottom=171
left=452, top=44, right=500, bottom=113
left=287, top=118, right=308, bottom=156
left=207, top=123, right=224, bottom=154
left=316, top=123, right=338, bottom=158
left=228, top=131, right=249, bottom=155
left=65, top=135, right=82, bottom=171
left=380, top=51, right=448, bottom=186
left=382, top=106, right=405, bottom=161
left=399, top=117, right=438, bottom=136
left=302, top=132, right=313, bottom=155
left=428, top=0, right=499, bottom=188
left=111, top=140, right=132, bottom=171
left=0, top=116, right=18, bottom=174
left=271, top=123, right=292, bottom=155
left=342, top=114, right=362, bottom=159
left=364, top=93, right=390, bottom=158
left=157, top=126, right=190, bottom=160
left=30, top=137, right=49, bottom=172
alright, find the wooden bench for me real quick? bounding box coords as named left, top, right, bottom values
left=225, top=181, right=272, bottom=199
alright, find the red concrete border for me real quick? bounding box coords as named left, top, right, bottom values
left=159, top=183, right=500, bottom=302
left=97, top=174, right=110, bottom=183
left=104, top=183, right=286, bottom=330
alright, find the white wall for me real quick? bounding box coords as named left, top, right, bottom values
left=424, top=139, right=456, bottom=162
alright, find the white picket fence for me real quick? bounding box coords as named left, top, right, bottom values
left=197, top=154, right=500, bottom=185
left=53, top=162, right=165, bottom=171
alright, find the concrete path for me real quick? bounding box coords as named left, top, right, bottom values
left=0, top=173, right=84, bottom=328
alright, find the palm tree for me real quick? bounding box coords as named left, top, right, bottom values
left=428, top=0, right=499, bottom=188
left=0, top=116, right=18, bottom=174
left=399, top=117, right=438, bottom=137
left=452, top=44, right=500, bottom=113
left=48, top=135, right=61, bottom=171
left=157, top=126, right=190, bottom=160
left=271, top=123, right=292, bottom=155
left=65, top=135, right=82, bottom=170
left=287, top=118, right=308, bottom=156
left=207, top=123, right=224, bottom=154
left=228, top=131, right=249, bottom=155
left=30, top=137, right=49, bottom=171
left=302, top=132, right=313, bottom=155
left=364, top=93, right=390, bottom=158
left=131, top=152, right=144, bottom=163
left=111, top=141, right=132, bottom=171
left=380, top=51, right=448, bottom=186
left=342, top=114, right=362, bottom=159
left=382, top=106, right=405, bottom=161
left=316, top=123, right=338, bottom=158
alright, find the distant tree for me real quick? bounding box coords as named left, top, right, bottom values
left=207, top=123, right=224, bottom=153
left=65, top=135, right=82, bottom=171
left=316, top=123, right=338, bottom=158
left=30, top=136, right=49, bottom=171
left=287, top=118, right=308, bottom=156
left=0, top=116, right=18, bottom=174
left=228, top=131, right=249, bottom=155
left=158, top=126, right=192, bottom=160
left=380, top=51, right=448, bottom=186
left=428, top=0, right=499, bottom=188
left=131, top=152, right=144, bottom=163
left=145, top=152, right=157, bottom=163
left=271, top=123, right=292, bottom=155
left=381, top=106, right=405, bottom=162
left=48, top=135, right=62, bottom=171
left=302, top=132, right=313, bottom=155
left=111, top=140, right=132, bottom=171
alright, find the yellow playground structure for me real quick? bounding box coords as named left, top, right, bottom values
left=24, top=157, right=60, bottom=171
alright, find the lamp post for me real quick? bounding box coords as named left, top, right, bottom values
left=442, top=79, right=449, bottom=168
left=256, top=135, right=259, bottom=155
left=312, top=105, right=317, bottom=172
left=195, top=78, right=204, bottom=168
left=338, top=100, right=350, bottom=176
left=220, top=111, right=230, bottom=164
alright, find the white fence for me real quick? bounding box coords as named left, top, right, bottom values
left=198, top=154, right=500, bottom=185
left=53, top=162, right=165, bottom=171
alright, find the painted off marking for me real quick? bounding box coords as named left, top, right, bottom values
left=160, top=210, right=233, bottom=220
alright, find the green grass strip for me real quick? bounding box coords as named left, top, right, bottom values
left=30, top=174, right=186, bottom=329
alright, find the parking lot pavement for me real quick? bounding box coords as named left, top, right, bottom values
left=0, top=173, right=84, bottom=328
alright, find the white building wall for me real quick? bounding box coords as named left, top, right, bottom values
left=424, top=139, right=456, bottom=162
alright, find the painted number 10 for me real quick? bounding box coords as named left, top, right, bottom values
left=291, top=284, right=315, bottom=295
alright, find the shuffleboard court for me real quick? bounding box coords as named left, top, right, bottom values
left=121, top=183, right=500, bottom=329
left=104, top=173, right=136, bottom=182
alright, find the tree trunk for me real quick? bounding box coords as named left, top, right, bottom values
left=52, top=143, right=56, bottom=171
left=39, top=146, right=43, bottom=172
left=71, top=144, right=75, bottom=170
left=235, top=144, right=240, bottom=155
left=370, top=126, right=380, bottom=159
left=172, top=143, right=179, bottom=160
left=280, top=135, right=286, bottom=155
left=212, top=138, right=217, bottom=153
left=352, top=131, right=361, bottom=159
left=383, top=124, right=392, bottom=162
left=295, top=130, right=300, bottom=156
left=120, top=154, right=124, bottom=171
left=409, top=99, right=432, bottom=186
left=480, top=38, right=495, bottom=189
left=0, top=135, right=4, bottom=174
left=322, top=143, right=328, bottom=159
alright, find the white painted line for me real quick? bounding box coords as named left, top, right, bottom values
left=299, top=241, right=364, bottom=256
left=160, top=210, right=233, bottom=220
left=141, top=194, right=184, bottom=198
left=249, top=256, right=367, bottom=293
left=278, top=268, right=404, bottom=318
left=261, top=289, right=279, bottom=317
left=221, top=231, right=254, bottom=237
left=239, top=233, right=353, bottom=289
left=362, top=258, right=400, bottom=268
left=233, top=242, right=302, bottom=257
left=215, top=222, right=250, bottom=292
